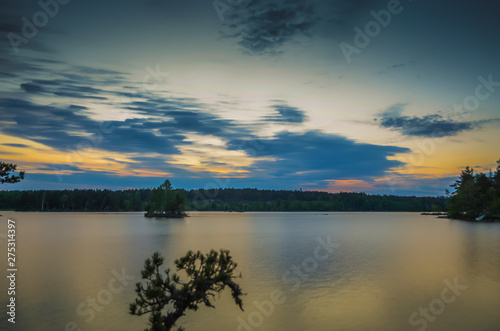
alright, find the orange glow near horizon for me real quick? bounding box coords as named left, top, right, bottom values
left=322, top=179, right=376, bottom=193
left=1, top=127, right=498, bottom=190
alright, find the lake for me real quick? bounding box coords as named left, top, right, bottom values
left=1, top=211, right=500, bottom=330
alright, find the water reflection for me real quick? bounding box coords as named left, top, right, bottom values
left=0, top=212, right=499, bottom=330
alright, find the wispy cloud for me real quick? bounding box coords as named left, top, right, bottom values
left=375, top=104, right=500, bottom=138
left=378, top=60, right=417, bottom=75
left=263, top=102, right=308, bottom=123
left=0, top=19, right=414, bottom=191
left=0, top=56, right=411, bottom=190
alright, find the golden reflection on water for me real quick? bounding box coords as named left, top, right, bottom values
left=1, top=211, right=500, bottom=331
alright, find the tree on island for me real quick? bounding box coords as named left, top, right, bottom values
left=447, top=159, right=500, bottom=220
left=130, top=250, right=244, bottom=331
left=0, top=161, right=25, bottom=184
left=145, top=180, right=187, bottom=217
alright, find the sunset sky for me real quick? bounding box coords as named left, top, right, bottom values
left=1, top=0, right=499, bottom=195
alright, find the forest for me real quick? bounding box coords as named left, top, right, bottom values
left=0, top=186, right=447, bottom=213
left=2, top=158, right=499, bottom=219
left=447, top=159, right=500, bottom=220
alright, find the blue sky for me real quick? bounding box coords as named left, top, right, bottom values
left=1, top=0, right=499, bottom=195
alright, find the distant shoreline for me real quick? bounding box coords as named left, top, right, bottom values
left=2, top=210, right=444, bottom=214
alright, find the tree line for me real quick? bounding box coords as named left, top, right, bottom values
left=186, top=188, right=446, bottom=212
left=0, top=187, right=447, bottom=212
left=447, top=159, right=500, bottom=220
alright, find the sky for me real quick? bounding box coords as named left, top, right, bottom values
left=0, top=0, right=499, bottom=195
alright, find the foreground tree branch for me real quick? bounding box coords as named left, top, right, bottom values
left=130, top=250, right=244, bottom=331
left=0, top=162, right=25, bottom=184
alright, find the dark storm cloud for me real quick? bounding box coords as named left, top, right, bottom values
left=376, top=104, right=500, bottom=138
left=223, top=0, right=319, bottom=55
left=264, top=103, right=308, bottom=123
left=221, top=0, right=390, bottom=55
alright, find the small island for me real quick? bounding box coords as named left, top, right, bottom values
left=144, top=180, right=187, bottom=218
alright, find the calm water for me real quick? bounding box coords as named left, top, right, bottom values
left=1, top=212, right=500, bottom=331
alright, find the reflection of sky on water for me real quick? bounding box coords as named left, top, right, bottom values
left=1, top=212, right=500, bottom=330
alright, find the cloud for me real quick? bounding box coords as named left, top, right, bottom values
left=32, top=79, right=62, bottom=86
left=375, top=104, right=495, bottom=138
left=53, top=91, right=108, bottom=100
left=230, top=130, right=408, bottom=182
left=68, top=105, right=88, bottom=110
left=74, top=66, right=129, bottom=77
left=38, top=163, right=83, bottom=172
left=12, top=62, right=130, bottom=104
left=378, top=60, right=417, bottom=74
left=0, top=56, right=42, bottom=77
left=220, top=0, right=393, bottom=56
left=0, top=90, right=411, bottom=191
left=0, top=43, right=414, bottom=191
left=0, top=71, right=17, bottom=78
left=0, top=98, right=181, bottom=156
left=20, top=82, right=44, bottom=93
left=2, top=143, right=30, bottom=148
left=223, top=0, right=319, bottom=55
left=264, top=103, right=308, bottom=123
left=0, top=2, right=56, bottom=55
